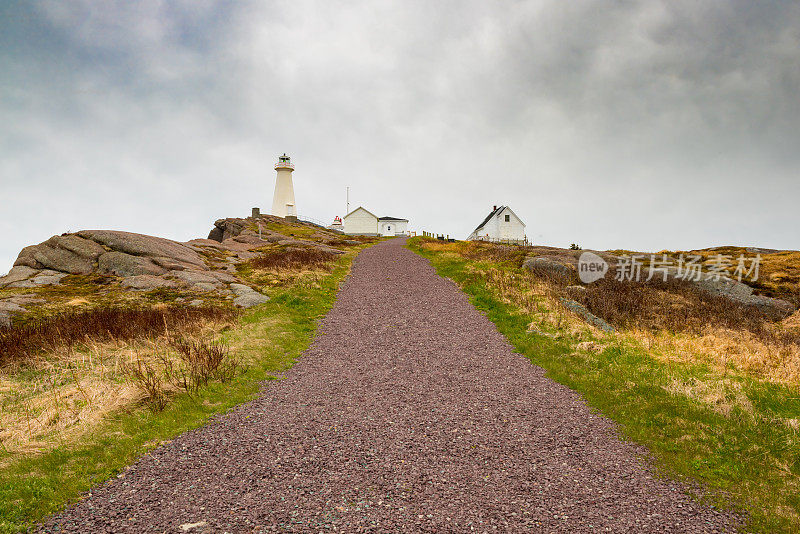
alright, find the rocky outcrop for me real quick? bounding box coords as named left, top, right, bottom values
left=208, top=218, right=250, bottom=242
left=0, top=216, right=354, bottom=321
left=0, top=230, right=223, bottom=294
left=5, top=230, right=209, bottom=283
left=15, top=234, right=106, bottom=274
left=660, top=268, right=795, bottom=320
left=78, top=230, right=207, bottom=271
left=206, top=217, right=346, bottom=256
left=1, top=266, right=68, bottom=288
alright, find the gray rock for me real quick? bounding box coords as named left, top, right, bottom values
left=15, top=243, right=90, bottom=274
left=188, top=299, right=204, bottom=307
left=232, top=234, right=265, bottom=245
left=0, top=265, right=39, bottom=286
left=209, top=271, right=238, bottom=283
left=31, top=272, right=69, bottom=286
left=6, top=280, right=37, bottom=288
left=524, top=257, right=574, bottom=280
left=233, top=292, right=270, bottom=308
left=208, top=227, right=225, bottom=242
left=749, top=295, right=796, bottom=320
left=208, top=218, right=249, bottom=242
left=664, top=267, right=795, bottom=319
left=98, top=252, right=167, bottom=277
left=193, top=282, right=219, bottom=292
left=168, top=270, right=222, bottom=285
left=6, top=295, right=45, bottom=305
left=671, top=269, right=754, bottom=301
left=121, top=275, right=178, bottom=291
left=77, top=230, right=208, bottom=270
left=0, top=301, right=28, bottom=314
left=229, top=283, right=256, bottom=295
left=14, top=235, right=105, bottom=275
left=560, top=298, right=615, bottom=333
left=0, top=311, right=10, bottom=328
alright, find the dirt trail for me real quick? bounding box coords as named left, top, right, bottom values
left=42, top=238, right=737, bottom=532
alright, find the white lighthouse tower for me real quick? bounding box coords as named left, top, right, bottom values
left=271, top=153, right=297, bottom=220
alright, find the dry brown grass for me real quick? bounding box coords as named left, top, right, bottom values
left=0, top=306, right=237, bottom=367
left=663, top=377, right=754, bottom=416
left=249, top=248, right=339, bottom=271
left=419, top=238, right=800, bottom=388
left=0, top=313, right=236, bottom=456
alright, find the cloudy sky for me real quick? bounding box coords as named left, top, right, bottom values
left=1, top=0, right=799, bottom=273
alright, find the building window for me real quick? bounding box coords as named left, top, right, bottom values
left=504, top=214, right=510, bottom=222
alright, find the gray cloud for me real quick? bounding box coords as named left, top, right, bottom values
left=2, top=0, right=799, bottom=273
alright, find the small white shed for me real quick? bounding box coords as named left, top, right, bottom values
left=343, top=207, right=410, bottom=237
left=378, top=217, right=409, bottom=237
left=468, top=205, right=526, bottom=243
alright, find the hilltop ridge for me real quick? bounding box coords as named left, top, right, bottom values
left=0, top=215, right=357, bottom=327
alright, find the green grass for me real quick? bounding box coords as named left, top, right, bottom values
left=408, top=237, right=800, bottom=533
left=0, top=253, right=358, bottom=533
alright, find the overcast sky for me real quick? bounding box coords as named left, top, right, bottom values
left=2, top=0, right=799, bottom=273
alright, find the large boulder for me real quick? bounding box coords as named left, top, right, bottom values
left=233, top=292, right=270, bottom=308
left=208, top=218, right=250, bottom=242
left=662, top=267, right=795, bottom=319
left=77, top=230, right=208, bottom=271
left=14, top=235, right=106, bottom=274
left=230, top=283, right=270, bottom=308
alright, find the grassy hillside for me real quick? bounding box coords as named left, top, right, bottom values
left=0, top=225, right=375, bottom=532
left=409, top=237, right=800, bottom=533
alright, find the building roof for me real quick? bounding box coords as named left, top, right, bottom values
left=473, top=206, right=505, bottom=233
left=343, top=206, right=379, bottom=220
left=378, top=216, right=408, bottom=221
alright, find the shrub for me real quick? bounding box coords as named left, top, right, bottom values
left=0, top=306, right=237, bottom=367
left=250, top=248, right=339, bottom=270
left=566, top=277, right=800, bottom=347
left=123, top=337, right=239, bottom=410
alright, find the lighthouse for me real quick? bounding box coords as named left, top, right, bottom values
left=272, top=153, right=297, bottom=220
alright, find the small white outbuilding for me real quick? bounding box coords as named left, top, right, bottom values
left=378, top=217, right=409, bottom=237
left=468, top=205, right=527, bottom=244
left=343, top=207, right=409, bottom=237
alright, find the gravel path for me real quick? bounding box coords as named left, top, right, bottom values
left=42, top=238, right=738, bottom=532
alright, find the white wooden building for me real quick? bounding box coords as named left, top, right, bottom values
left=378, top=217, right=409, bottom=237
left=343, top=207, right=409, bottom=236
left=468, top=205, right=527, bottom=243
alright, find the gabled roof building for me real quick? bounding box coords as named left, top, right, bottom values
left=468, top=205, right=527, bottom=244
left=342, top=207, right=409, bottom=237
